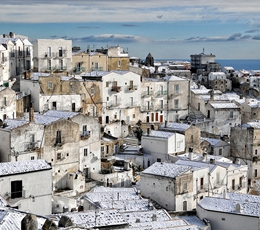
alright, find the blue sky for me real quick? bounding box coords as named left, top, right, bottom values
left=1, top=0, right=260, bottom=59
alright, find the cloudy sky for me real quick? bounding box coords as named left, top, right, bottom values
left=1, top=0, right=260, bottom=59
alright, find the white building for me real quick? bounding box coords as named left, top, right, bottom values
left=33, top=39, right=72, bottom=72
left=20, top=73, right=81, bottom=113
left=0, top=87, right=17, bottom=121
left=0, top=33, right=33, bottom=78
left=0, top=160, right=52, bottom=215
left=0, top=44, right=9, bottom=85
left=197, top=193, right=260, bottom=230
left=140, top=159, right=248, bottom=212
left=82, top=71, right=141, bottom=137
left=141, top=130, right=185, bottom=167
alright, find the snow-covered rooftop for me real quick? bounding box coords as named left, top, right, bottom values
left=142, top=162, right=191, bottom=178
left=0, top=208, right=47, bottom=229
left=209, top=102, right=239, bottom=109
left=43, top=110, right=79, bottom=119
left=200, top=137, right=223, bottom=146
left=160, top=122, right=190, bottom=132
left=143, top=130, right=177, bottom=138
left=3, top=119, right=29, bottom=130
left=243, top=121, right=260, bottom=129
left=198, top=196, right=260, bottom=217
left=31, top=72, right=50, bottom=81
left=0, top=160, right=51, bottom=176
left=61, top=209, right=127, bottom=228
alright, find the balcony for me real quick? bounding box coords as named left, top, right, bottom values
left=169, top=91, right=183, bottom=98
left=73, top=67, right=86, bottom=73
left=81, top=131, right=90, bottom=140
left=154, top=105, right=167, bottom=111
left=198, top=184, right=209, bottom=193
left=127, top=85, right=138, bottom=91
left=125, top=102, right=139, bottom=108
left=27, top=142, right=40, bottom=152
left=111, top=86, right=121, bottom=93
left=42, top=51, right=67, bottom=59
left=141, top=91, right=154, bottom=98
left=141, top=105, right=154, bottom=112
left=107, top=100, right=121, bottom=109
left=155, top=90, right=168, bottom=97
left=44, top=65, right=67, bottom=72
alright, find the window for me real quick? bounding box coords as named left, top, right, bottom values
left=219, top=148, right=222, bottom=155
left=106, top=82, right=109, bottom=87
left=129, top=80, right=133, bottom=88
left=230, top=111, right=233, bottom=119
left=60, top=59, right=63, bottom=69
left=94, top=62, right=98, bottom=70
left=101, top=146, right=104, bottom=154
left=113, top=81, right=117, bottom=87
left=183, top=182, right=187, bottom=191
left=52, top=101, right=57, bottom=110
left=56, top=131, right=61, bottom=144
left=91, top=88, right=94, bottom=95
left=183, top=201, right=187, bottom=211
left=58, top=47, right=62, bottom=57
left=255, top=169, right=258, bottom=178
left=160, top=100, right=163, bottom=109
left=48, top=47, right=51, bottom=57
left=133, top=114, right=135, bottom=118
left=255, top=149, right=258, bottom=155
left=48, top=82, right=53, bottom=89
left=107, top=97, right=109, bottom=101
left=31, top=156, right=35, bottom=160
left=174, top=99, right=179, bottom=109
left=84, top=148, right=88, bottom=156
left=232, top=179, right=235, bottom=190
left=239, top=177, right=243, bottom=188
left=174, top=84, right=179, bottom=94
left=216, top=172, right=220, bottom=184
left=3, top=97, right=6, bottom=106
left=30, top=134, right=35, bottom=143
left=57, top=153, right=61, bottom=160
left=118, top=60, right=121, bottom=67
left=200, top=177, right=204, bottom=189
left=47, top=59, right=51, bottom=70
left=11, top=180, right=22, bottom=199
left=130, top=97, right=133, bottom=106
left=157, top=158, right=161, bottom=162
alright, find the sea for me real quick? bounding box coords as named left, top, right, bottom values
left=155, top=59, right=260, bottom=71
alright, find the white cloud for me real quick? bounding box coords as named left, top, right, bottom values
left=1, top=0, right=260, bottom=23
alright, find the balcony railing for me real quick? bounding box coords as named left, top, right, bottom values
left=170, top=91, right=183, bottom=97
left=127, top=85, right=138, bottom=91
left=107, top=100, right=121, bottom=108
left=43, top=51, right=67, bottom=59
left=141, top=105, right=154, bottom=111
left=111, top=86, right=121, bottom=92
left=81, top=131, right=90, bottom=140
left=73, top=67, right=86, bottom=72
left=125, top=102, right=139, bottom=108
left=154, top=105, right=167, bottom=110
left=91, top=67, right=103, bottom=71
left=45, top=65, right=67, bottom=72
left=155, top=90, right=168, bottom=97
left=141, top=91, right=154, bottom=97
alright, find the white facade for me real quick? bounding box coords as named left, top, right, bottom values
left=33, top=39, right=72, bottom=72
left=0, top=87, right=17, bottom=121
left=0, top=44, right=9, bottom=84
left=208, top=72, right=226, bottom=80
left=0, top=160, right=52, bottom=215
left=101, top=71, right=141, bottom=128
left=140, top=160, right=247, bottom=212
left=197, top=193, right=260, bottom=230
left=141, top=130, right=185, bottom=166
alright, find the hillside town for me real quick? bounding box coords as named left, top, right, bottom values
left=0, top=32, right=260, bottom=230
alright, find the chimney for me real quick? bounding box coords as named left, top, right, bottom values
left=9, top=32, right=14, bottom=38
left=223, top=188, right=227, bottom=199
left=165, top=120, right=168, bottom=128
left=203, top=151, right=207, bottom=161
left=21, top=214, right=38, bottom=230
left=188, top=147, right=193, bottom=160
left=29, top=107, right=34, bottom=122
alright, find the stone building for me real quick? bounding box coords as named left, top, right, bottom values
left=230, top=122, right=260, bottom=180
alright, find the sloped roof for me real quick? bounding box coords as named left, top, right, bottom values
left=142, top=162, right=191, bottom=178
left=160, top=122, right=190, bottom=132
left=0, top=160, right=51, bottom=177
